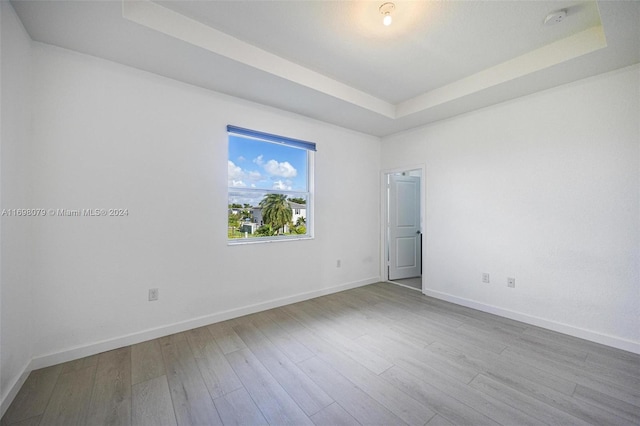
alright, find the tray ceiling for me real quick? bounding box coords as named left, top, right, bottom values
left=11, top=0, right=640, bottom=136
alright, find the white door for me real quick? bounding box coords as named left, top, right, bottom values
left=388, top=174, right=421, bottom=280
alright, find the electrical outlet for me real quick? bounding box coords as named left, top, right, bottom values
left=482, top=273, right=490, bottom=283
left=507, top=278, right=515, bottom=288
left=149, top=288, right=159, bottom=301
left=336, top=259, right=341, bottom=268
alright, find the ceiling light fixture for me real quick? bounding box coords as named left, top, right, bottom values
left=379, top=2, right=395, bottom=26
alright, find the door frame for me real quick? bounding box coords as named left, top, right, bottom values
left=380, top=164, right=426, bottom=293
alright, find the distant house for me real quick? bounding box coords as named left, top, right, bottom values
left=251, top=207, right=263, bottom=226
left=289, top=202, right=307, bottom=226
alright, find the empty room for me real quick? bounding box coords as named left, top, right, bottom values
left=1, top=0, right=638, bottom=425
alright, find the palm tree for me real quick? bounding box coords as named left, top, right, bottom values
left=259, top=193, right=292, bottom=235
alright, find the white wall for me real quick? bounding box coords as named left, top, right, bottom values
left=382, top=65, right=640, bottom=352
left=3, top=9, right=637, bottom=418
left=0, top=1, right=35, bottom=413
left=27, top=42, right=380, bottom=366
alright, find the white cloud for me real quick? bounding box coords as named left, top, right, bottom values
left=272, top=180, right=292, bottom=190
left=230, top=158, right=296, bottom=191
left=228, top=160, right=243, bottom=180
left=264, top=160, right=297, bottom=178
left=228, top=161, right=248, bottom=187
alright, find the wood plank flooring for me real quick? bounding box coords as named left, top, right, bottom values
left=2, top=282, right=639, bottom=426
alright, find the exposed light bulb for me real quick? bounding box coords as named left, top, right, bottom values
left=379, top=3, right=395, bottom=27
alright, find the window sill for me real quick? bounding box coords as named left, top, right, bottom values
left=228, top=235, right=314, bottom=246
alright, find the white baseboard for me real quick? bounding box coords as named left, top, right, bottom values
left=1, top=359, right=31, bottom=418
left=421, top=288, right=640, bottom=355
left=2, top=277, right=378, bottom=417
left=29, top=277, right=379, bottom=371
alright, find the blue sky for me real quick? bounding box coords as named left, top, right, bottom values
left=228, top=135, right=308, bottom=194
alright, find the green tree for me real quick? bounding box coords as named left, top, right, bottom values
left=291, top=225, right=306, bottom=235
left=259, top=193, right=292, bottom=235
left=255, top=224, right=276, bottom=236
left=228, top=211, right=240, bottom=237
left=240, top=208, right=252, bottom=221
left=289, top=197, right=306, bottom=204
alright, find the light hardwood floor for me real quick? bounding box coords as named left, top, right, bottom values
left=390, top=277, right=422, bottom=290
left=2, top=282, right=639, bottom=425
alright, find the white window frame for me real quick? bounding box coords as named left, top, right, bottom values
left=227, top=125, right=315, bottom=245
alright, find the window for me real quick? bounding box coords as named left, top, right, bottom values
left=227, top=125, right=315, bottom=243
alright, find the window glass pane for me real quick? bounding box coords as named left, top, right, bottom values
left=227, top=127, right=312, bottom=243
left=228, top=191, right=308, bottom=240
left=228, top=135, right=308, bottom=192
